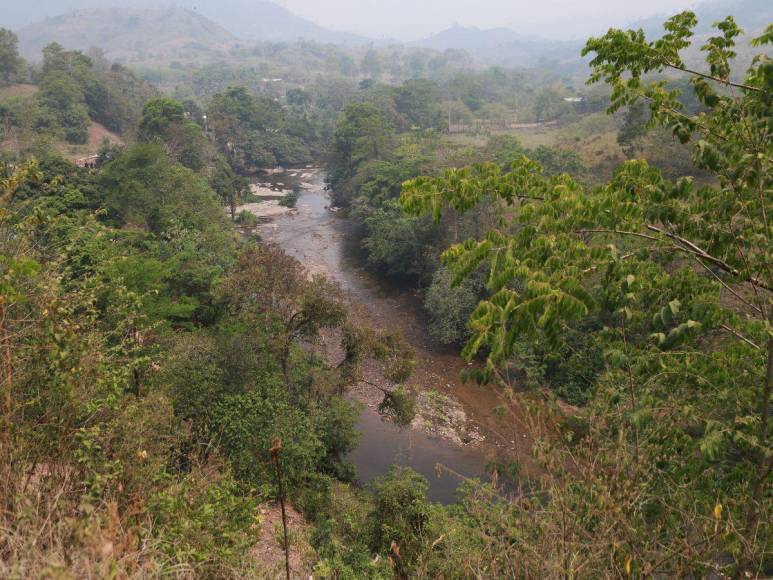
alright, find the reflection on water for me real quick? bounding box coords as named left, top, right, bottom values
left=257, top=169, right=492, bottom=503
left=350, top=408, right=488, bottom=503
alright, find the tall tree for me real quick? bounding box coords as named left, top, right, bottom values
left=0, top=29, right=19, bottom=86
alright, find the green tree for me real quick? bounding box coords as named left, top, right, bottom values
left=0, top=29, right=20, bottom=85
left=210, top=157, right=248, bottom=220
left=394, top=79, right=442, bottom=129
left=139, top=97, right=209, bottom=171
left=98, top=144, right=223, bottom=234
left=618, top=101, right=649, bottom=158
left=363, top=202, right=439, bottom=282
left=333, top=103, right=393, bottom=176
left=360, top=49, right=382, bottom=79
left=424, top=265, right=484, bottom=345
left=368, top=467, right=431, bottom=576
left=37, top=70, right=90, bottom=144
left=401, top=13, right=772, bottom=576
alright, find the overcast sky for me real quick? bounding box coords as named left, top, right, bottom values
left=274, top=0, right=701, bottom=40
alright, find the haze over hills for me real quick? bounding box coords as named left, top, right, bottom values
left=414, top=26, right=582, bottom=69
left=181, top=0, right=370, bottom=45
left=6, top=0, right=771, bottom=68
left=16, top=7, right=237, bottom=61
left=631, top=0, right=773, bottom=35
left=413, top=0, right=772, bottom=69
left=4, top=0, right=371, bottom=49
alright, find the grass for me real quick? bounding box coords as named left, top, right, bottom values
left=444, top=111, right=625, bottom=182
left=0, top=84, right=38, bottom=100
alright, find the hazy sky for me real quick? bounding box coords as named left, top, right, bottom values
left=274, top=0, right=701, bottom=40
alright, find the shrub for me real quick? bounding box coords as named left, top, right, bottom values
left=236, top=209, right=259, bottom=226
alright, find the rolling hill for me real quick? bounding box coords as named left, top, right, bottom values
left=17, top=7, right=237, bottom=62
left=415, top=26, right=582, bottom=69
left=414, top=0, right=771, bottom=71
left=5, top=0, right=371, bottom=50
left=181, top=0, right=370, bottom=45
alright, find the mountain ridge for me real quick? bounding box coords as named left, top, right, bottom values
left=16, top=7, right=237, bottom=61
left=3, top=0, right=372, bottom=48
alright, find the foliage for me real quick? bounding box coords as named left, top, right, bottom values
left=98, top=143, right=224, bottom=234
left=279, top=189, right=300, bottom=208
left=333, top=102, right=394, bottom=180
left=377, top=385, right=417, bottom=428
left=368, top=467, right=431, bottom=576
left=0, top=28, right=21, bottom=85
left=236, top=208, right=258, bottom=227
left=208, top=86, right=311, bottom=173
left=139, top=97, right=209, bottom=170
left=425, top=265, right=485, bottom=345
left=211, top=156, right=249, bottom=219
left=400, top=12, right=773, bottom=575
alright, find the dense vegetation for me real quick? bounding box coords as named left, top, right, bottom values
left=398, top=14, right=773, bottom=576
left=0, top=7, right=771, bottom=579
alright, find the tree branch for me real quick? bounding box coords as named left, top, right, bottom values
left=665, top=62, right=761, bottom=93
left=646, top=224, right=772, bottom=292
left=720, top=324, right=761, bottom=350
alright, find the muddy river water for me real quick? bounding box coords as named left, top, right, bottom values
left=253, top=169, right=526, bottom=503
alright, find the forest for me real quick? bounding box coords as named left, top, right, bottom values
left=0, top=2, right=771, bottom=578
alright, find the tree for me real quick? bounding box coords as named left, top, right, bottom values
left=617, top=101, right=649, bottom=158
left=363, top=202, right=440, bottom=282
left=333, top=103, right=393, bottom=176
left=208, top=86, right=307, bottom=172
left=0, top=29, right=20, bottom=85
left=400, top=13, right=772, bottom=576
left=98, top=144, right=223, bottom=234
left=210, top=157, right=248, bottom=220
left=220, top=245, right=347, bottom=396
left=368, top=467, right=431, bottom=576
left=424, top=265, right=484, bottom=345
left=360, top=49, right=382, bottom=79
left=37, top=70, right=90, bottom=144
left=394, top=79, right=442, bottom=129
left=139, top=97, right=209, bottom=171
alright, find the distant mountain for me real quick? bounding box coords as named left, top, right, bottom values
left=17, top=7, right=237, bottom=61
left=628, top=0, right=773, bottom=73
left=182, top=0, right=370, bottom=45
left=631, top=0, right=773, bottom=36
left=2, top=0, right=371, bottom=48
left=414, top=0, right=771, bottom=71
left=415, top=26, right=583, bottom=70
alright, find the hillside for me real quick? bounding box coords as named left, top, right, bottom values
left=16, top=7, right=237, bottom=62
left=5, top=0, right=371, bottom=49
left=632, top=0, right=773, bottom=35
left=415, top=26, right=582, bottom=69
left=414, top=0, right=772, bottom=71
left=181, top=0, right=370, bottom=45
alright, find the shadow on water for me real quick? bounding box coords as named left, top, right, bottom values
left=258, top=169, right=507, bottom=504
left=350, top=407, right=489, bottom=503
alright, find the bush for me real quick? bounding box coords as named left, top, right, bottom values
left=279, top=190, right=300, bottom=208
left=424, top=265, right=485, bottom=345
left=212, top=384, right=325, bottom=491
left=236, top=209, right=259, bottom=226
left=368, top=467, right=431, bottom=575
left=363, top=202, right=440, bottom=282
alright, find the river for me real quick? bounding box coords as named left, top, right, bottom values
left=251, top=169, right=530, bottom=503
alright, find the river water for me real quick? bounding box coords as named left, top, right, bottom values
left=254, top=169, right=505, bottom=503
